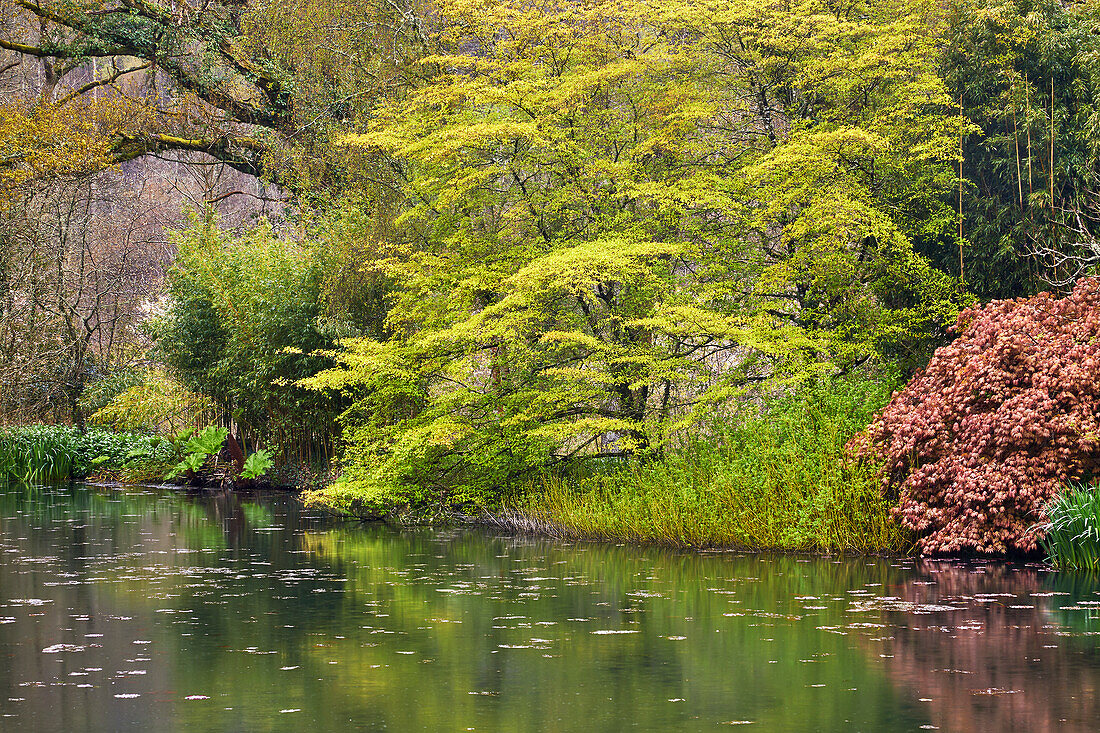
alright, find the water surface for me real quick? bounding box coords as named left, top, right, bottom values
left=1, top=484, right=1099, bottom=732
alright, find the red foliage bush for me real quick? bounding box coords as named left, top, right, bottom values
left=855, top=277, right=1100, bottom=555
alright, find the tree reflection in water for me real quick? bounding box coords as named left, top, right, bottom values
left=877, top=561, right=1100, bottom=732
left=4, top=484, right=1100, bottom=732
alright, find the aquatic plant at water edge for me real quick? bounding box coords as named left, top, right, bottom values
left=184, top=425, right=229, bottom=455
left=511, top=377, right=910, bottom=552
left=1039, top=484, right=1100, bottom=571
left=241, top=449, right=274, bottom=480
left=853, top=277, right=1100, bottom=555
left=0, top=425, right=177, bottom=483
left=0, top=425, right=73, bottom=482
left=166, top=425, right=228, bottom=481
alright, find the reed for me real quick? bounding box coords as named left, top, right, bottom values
left=0, top=425, right=76, bottom=483
left=510, top=378, right=911, bottom=553
left=1040, top=483, right=1100, bottom=571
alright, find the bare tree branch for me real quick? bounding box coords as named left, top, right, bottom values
left=56, top=61, right=152, bottom=105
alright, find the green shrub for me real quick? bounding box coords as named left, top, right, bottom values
left=158, top=217, right=341, bottom=456
left=78, top=368, right=145, bottom=420
left=89, top=371, right=214, bottom=434
left=1039, top=484, right=1100, bottom=571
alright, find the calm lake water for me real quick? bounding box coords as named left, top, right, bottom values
left=2, top=484, right=1100, bottom=732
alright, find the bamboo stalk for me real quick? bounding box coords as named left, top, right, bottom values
left=1012, top=86, right=1023, bottom=209
left=1025, top=71, right=1033, bottom=197
left=959, top=90, right=965, bottom=285
left=1050, top=76, right=1055, bottom=211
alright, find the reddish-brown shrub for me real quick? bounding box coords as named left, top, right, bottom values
left=855, top=277, right=1100, bottom=555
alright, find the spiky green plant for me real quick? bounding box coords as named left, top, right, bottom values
left=0, top=425, right=75, bottom=483
left=166, top=452, right=208, bottom=480
left=1039, top=484, right=1100, bottom=571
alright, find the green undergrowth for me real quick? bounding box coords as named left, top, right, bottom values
left=0, top=424, right=176, bottom=484
left=513, top=379, right=910, bottom=553
left=0, top=424, right=292, bottom=488
left=307, top=377, right=911, bottom=552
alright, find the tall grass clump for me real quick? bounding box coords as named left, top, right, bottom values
left=0, top=425, right=77, bottom=483
left=514, top=377, right=910, bottom=553
left=1039, top=484, right=1100, bottom=571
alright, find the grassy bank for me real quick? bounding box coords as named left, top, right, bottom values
left=504, top=379, right=910, bottom=553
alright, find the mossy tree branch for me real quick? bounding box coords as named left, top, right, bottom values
left=2, top=0, right=290, bottom=175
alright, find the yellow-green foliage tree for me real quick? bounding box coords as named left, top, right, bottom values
left=304, top=0, right=966, bottom=516
left=0, top=101, right=112, bottom=192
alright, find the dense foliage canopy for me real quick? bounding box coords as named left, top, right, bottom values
left=5, top=0, right=1100, bottom=554
left=298, top=0, right=967, bottom=513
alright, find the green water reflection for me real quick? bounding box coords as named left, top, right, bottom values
left=1, top=484, right=1099, bottom=732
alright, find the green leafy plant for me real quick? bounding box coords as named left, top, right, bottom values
left=124, top=446, right=152, bottom=462
left=184, top=426, right=228, bottom=455
left=165, top=425, right=228, bottom=482
left=167, top=452, right=209, bottom=480
left=89, top=371, right=215, bottom=434
left=1038, top=484, right=1100, bottom=571
left=159, top=217, right=341, bottom=462
left=241, top=449, right=274, bottom=480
